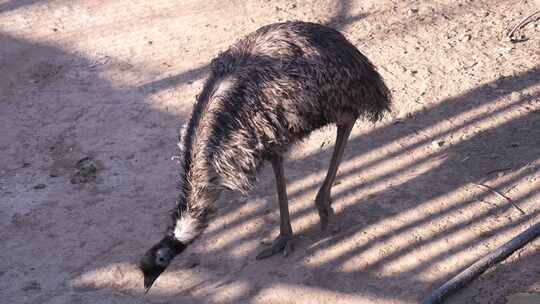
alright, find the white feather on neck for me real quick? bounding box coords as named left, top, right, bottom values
left=173, top=213, right=201, bottom=243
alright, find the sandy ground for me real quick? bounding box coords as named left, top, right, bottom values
left=1, top=1, right=539, bottom=303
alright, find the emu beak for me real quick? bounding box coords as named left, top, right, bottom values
left=144, top=274, right=158, bottom=294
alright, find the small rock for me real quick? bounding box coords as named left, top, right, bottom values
left=22, top=162, right=31, bottom=168
left=408, top=7, right=419, bottom=15
left=431, top=140, right=446, bottom=148
left=510, top=92, right=521, bottom=102
left=34, top=183, right=46, bottom=190
left=461, top=34, right=471, bottom=41
left=71, top=157, right=98, bottom=184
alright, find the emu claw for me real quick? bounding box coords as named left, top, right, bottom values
left=256, top=234, right=293, bottom=260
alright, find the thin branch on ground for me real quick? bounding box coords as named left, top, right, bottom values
left=473, top=183, right=526, bottom=215
left=507, top=10, right=540, bottom=42
left=422, top=221, right=540, bottom=304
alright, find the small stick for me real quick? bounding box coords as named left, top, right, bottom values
left=473, top=183, right=526, bottom=215
left=421, top=221, right=540, bottom=304
left=507, top=10, right=540, bottom=42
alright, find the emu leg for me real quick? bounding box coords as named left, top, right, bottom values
left=256, top=154, right=293, bottom=260
left=316, top=118, right=356, bottom=230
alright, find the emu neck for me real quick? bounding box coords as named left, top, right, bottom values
left=172, top=74, right=239, bottom=243
left=175, top=134, right=223, bottom=244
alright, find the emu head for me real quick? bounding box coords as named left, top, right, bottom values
left=139, top=236, right=186, bottom=293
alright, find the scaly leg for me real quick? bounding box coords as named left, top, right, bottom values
left=256, top=154, right=294, bottom=260
left=316, top=118, right=356, bottom=230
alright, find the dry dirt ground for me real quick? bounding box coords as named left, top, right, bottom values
left=1, top=1, right=539, bottom=303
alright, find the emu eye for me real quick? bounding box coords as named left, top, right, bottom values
left=157, top=256, right=165, bottom=264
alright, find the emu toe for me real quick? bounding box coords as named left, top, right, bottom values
left=256, top=234, right=293, bottom=260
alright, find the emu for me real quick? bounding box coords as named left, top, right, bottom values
left=140, top=21, right=391, bottom=292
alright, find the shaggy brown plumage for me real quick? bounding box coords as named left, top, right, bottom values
left=140, top=21, right=391, bottom=292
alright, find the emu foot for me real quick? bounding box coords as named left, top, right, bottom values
left=256, top=233, right=293, bottom=260
left=316, top=196, right=334, bottom=231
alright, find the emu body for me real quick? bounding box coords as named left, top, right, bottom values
left=140, top=21, right=391, bottom=292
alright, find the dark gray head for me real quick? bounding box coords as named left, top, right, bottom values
left=139, top=236, right=186, bottom=293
